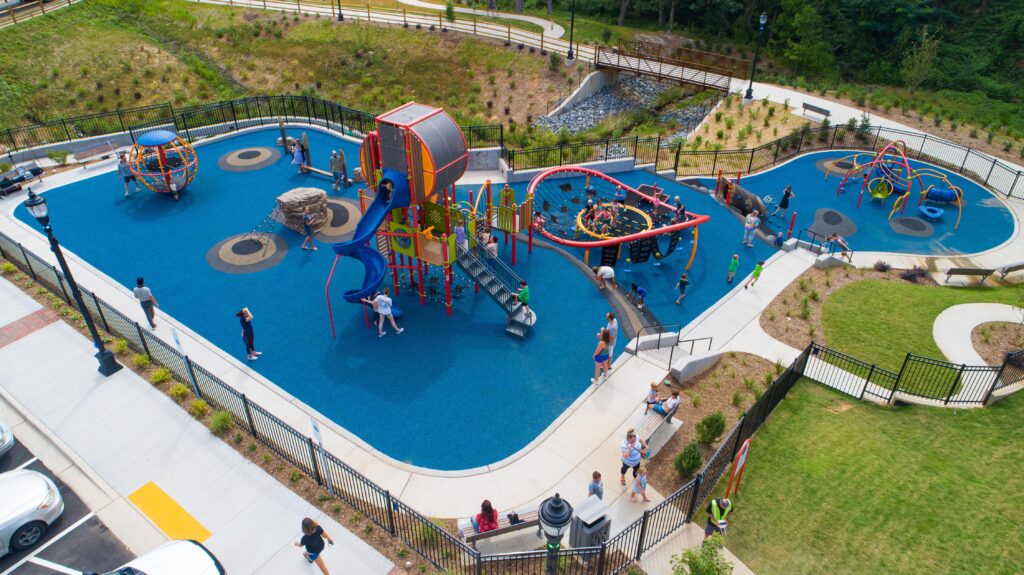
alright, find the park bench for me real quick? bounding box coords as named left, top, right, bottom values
left=801, top=102, right=831, bottom=120
left=635, top=396, right=680, bottom=457
left=75, top=143, right=120, bottom=167
left=459, top=504, right=540, bottom=549
left=998, top=261, right=1024, bottom=280
left=945, top=267, right=994, bottom=284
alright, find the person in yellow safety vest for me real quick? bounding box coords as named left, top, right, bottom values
left=704, top=497, right=733, bottom=541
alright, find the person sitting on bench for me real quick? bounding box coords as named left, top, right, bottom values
left=473, top=500, right=499, bottom=533
left=653, top=390, right=681, bottom=416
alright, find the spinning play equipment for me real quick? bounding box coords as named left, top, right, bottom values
left=527, top=166, right=709, bottom=270
left=326, top=102, right=535, bottom=338
left=828, top=141, right=965, bottom=229
left=127, top=130, right=198, bottom=200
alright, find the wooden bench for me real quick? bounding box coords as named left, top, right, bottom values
left=636, top=398, right=680, bottom=457
left=75, top=143, right=120, bottom=166
left=999, top=261, right=1024, bottom=280
left=802, top=102, right=831, bottom=120
left=945, top=267, right=994, bottom=284
left=459, top=504, right=540, bottom=549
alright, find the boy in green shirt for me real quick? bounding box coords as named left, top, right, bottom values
left=745, top=260, right=765, bottom=289
left=516, top=280, right=531, bottom=318
left=727, top=254, right=739, bottom=283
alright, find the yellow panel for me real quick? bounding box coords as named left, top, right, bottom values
left=421, top=145, right=436, bottom=203
left=129, top=482, right=212, bottom=542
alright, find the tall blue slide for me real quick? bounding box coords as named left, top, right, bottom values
left=332, top=169, right=411, bottom=303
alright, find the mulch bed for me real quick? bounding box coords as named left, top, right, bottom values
left=759, top=265, right=936, bottom=350
left=971, top=321, right=1023, bottom=366
left=646, top=353, right=777, bottom=495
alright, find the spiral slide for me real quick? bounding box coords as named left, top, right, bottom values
left=331, top=168, right=411, bottom=302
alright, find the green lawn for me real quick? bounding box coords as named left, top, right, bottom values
left=712, top=380, right=1024, bottom=575
left=822, top=279, right=1024, bottom=372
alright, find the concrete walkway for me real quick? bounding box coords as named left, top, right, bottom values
left=934, top=303, right=1023, bottom=366
left=396, top=0, right=565, bottom=38
left=0, top=277, right=392, bottom=575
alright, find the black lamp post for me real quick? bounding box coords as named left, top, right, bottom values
left=336, top=0, right=344, bottom=21
left=23, top=189, right=122, bottom=377
left=539, top=493, right=573, bottom=575
left=744, top=13, right=768, bottom=100
left=566, top=0, right=577, bottom=61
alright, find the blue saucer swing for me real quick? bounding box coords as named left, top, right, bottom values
left=918, top=205, right=945, bottom=220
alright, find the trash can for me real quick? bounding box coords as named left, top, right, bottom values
left=570, top=494, right=611, bottom=548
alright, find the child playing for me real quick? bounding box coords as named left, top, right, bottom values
left=631, top=466, right=650, bottom=503
left=515, top=280, right=531, bottom=318
left=588, top=471, right=604, bottom=500
left=773, top=232, right=785, bottom=248
left=644, top=383, right=659, bottom=413
left=727, top=254, right=739, bottom=283
left=675, top=273, right=689, bottom=305
left=533, top=210, right=545, bottom=231
left=627, top=283, right=647, bottom=309
left=745, top=260, right=765, bottom=289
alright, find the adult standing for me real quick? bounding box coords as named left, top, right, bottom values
left=604, top=312, right=619, bottom=368
left=236, top=307, right=261, bottom=360
left=619, top=429, right=648, bottom=485
left=373, top=288, right=403, bottom=337
left=704, top=497, right=734, bottom=541
left=328, top=150, right=345, bottom=191
left=771, top=186, right=795, bottom=217
left=294, top=517, right=333, bottom=575
left=117, top=154, right=139, bottom=197
left=591, top=266, right=617, bottom=290
left=133, top=277, right=158, bottom=330
left=301, top=206, right=317, bottom=251
left=592, top=328, right=611, bottom=384
left=742, top=210, right=760, bottom=247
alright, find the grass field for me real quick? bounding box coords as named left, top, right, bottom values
left=822, top=279, right=1024, bottom=371
left=712, top=380, right=1024, bottom=575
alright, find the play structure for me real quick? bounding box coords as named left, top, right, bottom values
left=325, top=102, right=536, bottom=339
left=828, top=141, right=964, bottom=229
left=127, top=130, right=198, bottom=200
left=527, top=166, right=709, bottom=270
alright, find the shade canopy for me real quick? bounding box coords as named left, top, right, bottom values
left=136, top=130, right=179, bottom=147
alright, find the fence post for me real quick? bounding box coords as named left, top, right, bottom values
left=1008, top=171, right=1021, bottom=199
left=685, top=474, right=703, bottom=521
left=229, top=101, right=239, bottom=130
left=52, top=266, right=71, bottom=302
left=893, top=353, right=912, bottom=403
left=596, top=543, right=607, bottom=575
left=559, top=145, right=564, bottom=166
left=984, top=161, right=997, bottom=185
left=634, top=510, right=650, bottom=561
left=796, top=130, right=805, bottom=153
left=773, top=139, right=781, bottom=164
left=87, top=293, right=110, bottom=333
left=673, top=141, right=682, bottom=175
left=712, top=149, right=719, bottom=174
left=384, top=490, right=397, bottom=535
left=829, top=125, right=838, bottom=148
left=306, top=437, right=324, bottom=485
left=633, top=136, right=640, bottom=160
left=959, top=149, right=971, bottom=173
left=746, top=148, right=754, bottom=173
left=861, top=364, right=876, bottom=400
left=18, top=244, right=37, bottom=281
left=183, top=356, right=202, bottom=398
left=945, top=364, right=966, bottom=405
left=983, top=361, right=1007, bottom=405
left=730, top=415, right=746, bottom=457
left=241, top=393, right=257, bottom=435
left=116, top=109, right=126, bottom=133
left=135, top=322, right=152, bottom=357
left=871, top=126, right=881, bottom=150
left=61, top=119, right=72, bottom=142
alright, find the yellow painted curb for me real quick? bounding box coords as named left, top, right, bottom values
left=129, top=481, right=211, bottom=542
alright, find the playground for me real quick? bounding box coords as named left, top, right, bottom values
left=701, top=149, right=1015, bottom=256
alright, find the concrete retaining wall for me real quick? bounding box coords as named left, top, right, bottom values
left=547, top=70, right=620, bottom=117
left=501, top=156, right=637, bottom=184
left=670, top=351, right=722, bottom=383
left=468, top=147, right=501, bottom=171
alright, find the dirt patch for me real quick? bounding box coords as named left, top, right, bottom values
left=971, top=321, right=1024, bottom=366
left=646, top=353, right=778, bottom=495
left=759, top=266, right=937, bottom=350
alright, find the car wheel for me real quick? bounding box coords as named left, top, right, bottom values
left=11, top=521, right=47, bottom=551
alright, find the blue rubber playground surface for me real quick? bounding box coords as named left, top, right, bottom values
left=28, top=130, right=999, bottom=469
left=700, top=150, right=1015, bottom=255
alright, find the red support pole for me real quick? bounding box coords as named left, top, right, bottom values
left=362, top=302, right=370, bottom=329
left=325, top=255, right=340, bottom=339
left=511, top=203, right=517, bottom=265
left=528, top=217, right=534, bottom=253
left=724, top=182, right=733, bottom=206
left=857, top=177, right=868, bottom=209
left=735, top=170, right=742, bottom=187
left=442, top=235, right=452, bottom=316
left=901, top=193, right=908, bottom=215
left=486, top=181, right=493, bottom=232
left=414, top=234, right=425, bottom=306
left=787, top=211, right=797, bottom=239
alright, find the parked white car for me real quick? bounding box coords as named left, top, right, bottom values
left=0, top=469, right=65, bottom=557
left=0, top=419, right=14, bottom=460
left=86, top=540, right=225, bottom=575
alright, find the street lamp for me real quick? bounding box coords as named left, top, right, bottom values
left=23, top=189, right=122, bottom=377
left=744, top=13, right=768, bottom=100
left=566, top=0, right=576, bottom=61
left=539, top=493, right=573, bottom=575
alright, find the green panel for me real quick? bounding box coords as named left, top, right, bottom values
left=422, top=202, right=447, bottom=235
left=496, top=206, right=515, bottom=233
left=389, top=222, right=415, bottom=257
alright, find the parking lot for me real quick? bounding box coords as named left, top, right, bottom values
left=0, top=439, right=134, bottom=575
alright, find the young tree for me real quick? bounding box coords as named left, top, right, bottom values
left=901, top=27, right=938, bottom=90
left=445, top=1, right=456, bottom=22
left=670, top=534, right=733, bottom=575
left=770, top=0, right=836, bottom=77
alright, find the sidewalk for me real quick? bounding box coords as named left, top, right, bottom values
left=0, top=276, right=392, bottom=575
left=397, top=0, right=566, bottom=38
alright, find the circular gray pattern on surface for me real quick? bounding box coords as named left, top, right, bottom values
left=817, top=157, right=862, bottom=177
left=207, top=233, right=288, bottom=274
left=809, top=208, right=858, bottom=238
left=217, top=147, right=281, bottom=172
left=314, top=198, right=360, bottom=242
left=890, top=216, right=934, bottom=237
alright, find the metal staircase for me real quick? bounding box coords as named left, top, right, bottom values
left=455, top=244, right=534, bottom=339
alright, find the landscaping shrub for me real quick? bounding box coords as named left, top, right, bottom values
left=670, top=534, right=731, bottom=575
left=111, top=338, right=128, bottom=354
left=0, top=162, right=11, bottom=173
left=150, top=367, right=172, bottom=384
left=900, top=265, right=929, bottom=283
left=188, top=399, right=210, bottom=418
left=548, top=50, right=562, bottom=71
left=130, top=353, right=151, bottom=368
left=208, top=410, right=233, bottom=434
left=695, top=412, right=726, bottom=444
left=46, top=150, right=69, bottom=166
left=873, top=260, right=892, bottom=272
left=1, top=262, right=16, bottom=274
left=674, top=441, right=702, bottom=479
left=169, top=382, right=189, bottom=403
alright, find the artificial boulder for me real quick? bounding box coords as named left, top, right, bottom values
left=276, top=187, right=328, bottom=234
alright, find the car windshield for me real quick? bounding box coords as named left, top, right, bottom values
left=103, top=569, right=145, bottom=575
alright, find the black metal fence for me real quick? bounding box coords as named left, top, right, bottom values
left=803, top=342, right=1024, bottom=406
left=0, top=225, right=822, bottom=574
left=1, top=96, right=503, bottom=154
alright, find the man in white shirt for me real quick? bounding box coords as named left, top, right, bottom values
left=133, top=276, right=158, bottom=329
left=591, top=266, right=617, bottom=289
